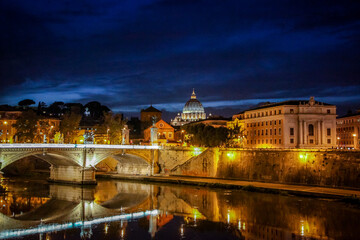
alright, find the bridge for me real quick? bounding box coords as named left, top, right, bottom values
left=0, top=144, right=160, bottom=184
left=0, top=144, right=204, bottom=184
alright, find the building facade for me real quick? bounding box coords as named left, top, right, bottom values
left=140, top=106, right=162, bottom=131
left=0, top=111, right=22, bottom=143
left=144, top=119, right=174, bottom=145
left=171, top=89, right=206, bottom=126
left=336, top=111, right=360, bottom=149
left=232, top=97, right=336, bottom=148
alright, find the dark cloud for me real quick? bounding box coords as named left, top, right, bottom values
left=0, top=0, right=359, bottom=120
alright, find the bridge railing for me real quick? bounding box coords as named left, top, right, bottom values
left=0, top=144, right=160, bottom=150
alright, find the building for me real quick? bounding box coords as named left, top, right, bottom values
left=232, top=97, right=336, bottom=148
left=171, top=89, right=206, bottom=126
left=144, top=119, right=174, bottom=145
left=336, top=110, right=360, bottom=149
left=0, top=111, right=22, bottom=143
left=140, top=106, right=162, bottom=130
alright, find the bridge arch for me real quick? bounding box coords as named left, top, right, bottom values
left=0, top=150, right=82, bottom=170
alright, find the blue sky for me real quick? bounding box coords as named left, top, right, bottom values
left=1, top=0, right=359, bottom=119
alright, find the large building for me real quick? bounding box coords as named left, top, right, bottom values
left=336, top=110, right=360, bottom=149
left=171, top=89, right=206, bottom=126
left=0, top=110, right=22, bottom=143
left=232, top=97, right=337, bottom=148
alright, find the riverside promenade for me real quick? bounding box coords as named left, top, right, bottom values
left=97, top=173, right=360, bottom=199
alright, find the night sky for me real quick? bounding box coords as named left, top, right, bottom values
left=1, top=0, right=359, bottom=119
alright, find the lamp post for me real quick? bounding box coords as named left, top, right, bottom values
left=107, top=128, right=110, bottom=144
left=4, top=121, right=8, bottom=143
left=337, top=137, right=340, bottom=149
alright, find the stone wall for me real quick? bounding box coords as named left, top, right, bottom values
left=171, top=148, right=360, bottom=189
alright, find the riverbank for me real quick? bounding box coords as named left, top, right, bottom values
left=96, top=173, right=360, bottom=200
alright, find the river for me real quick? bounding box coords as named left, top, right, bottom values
left=0, top=178, right=359, bottom=240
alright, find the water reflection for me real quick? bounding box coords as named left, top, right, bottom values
left=0, top=179, right=359, bottom=239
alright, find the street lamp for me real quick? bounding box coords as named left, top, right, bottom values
left=107, top=128, right=110, bottom=144
left=337, top=137, right=340, bottom=148
left=4, top=121, right=8, bottom=143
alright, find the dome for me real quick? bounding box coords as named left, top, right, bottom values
left=183, top=98, right=205, bottom=113
left=182, top=89, right=205, bottom=114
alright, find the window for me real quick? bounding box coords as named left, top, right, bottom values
left=266, top=112, right=268, bottom=116
left=258, top=122, right=260, bottom=126
left=279, top=110, right=282, bottom=114
left=261, top=122, right=264, bottom=126
left=279, top=120, right=282, bottom=124
left=261, top=130, right=264, bottom=136
left=258, top=130, right=260, bottom=136
left=266, top=129, right=268, bottom=135
left=270, top=129, right=272, bottom=135
left=290, top=109, right=294, bottom=113
left=274, top=139, right=277, bottom=144
left=270, top=111, right=272, bottom=115
left=169, top=133, right=172, bottom=138
left=279, top=139, right=282, bottom=144
left=274, top=110, right=276, bottom=115
left=308, top=124, right=314, bottom=136
left=310, top=139, right=314, bottom=144
left=327, top=139, right=331, bottom=144
left=270, top=139, right=272, bottom=144
left=266, top=121, right=268, bottom=126
left=247, top=124, right=249, bottom=127
left=262, top=112, right=264, bottom=117
left=274, top=121, right=277, bottom=125
left=279, top=128, right=282, bottom=135
left=290, top=139, right=294, bottom=143
left=270, top=121, right=272, bottom=125
left=327, top=128, right=331, bottom=136
left=274, top=129, right=277, bottom=135
left=327, top=109, right=331, bottom=114
left=290, top=128, right=294, bottom=136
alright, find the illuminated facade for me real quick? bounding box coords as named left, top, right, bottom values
left=171, top=89, right=206, bottom=126
left=232, top=97, right=336, bottom=148
left=0, top=111, right=21, bottom=143
left=144, top=119, right=174, bottom=145
left=336, top=111, right=360, bottom=149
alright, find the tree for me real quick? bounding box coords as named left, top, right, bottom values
left=182, top=123, right=229, bottom=147
left=34, top=119, right=57, bottom=143
left=18, top=99, right=35, bottom=108
left=227, top=120, right=246, bottom=147
left=59, top=112, right=82, bottom=143
left=12, top=110, right=39, bottom=143
left=84, top=101, right=111, bottom=120
left=98, top=112, right=126, bottom=144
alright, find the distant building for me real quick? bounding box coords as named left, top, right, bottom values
left=232, top=97, right=336, bottom=148
left=140, top=106, right=162, bottom=131
left=0, top=110, right=22, bottom=143
left=144, top=119, right=174, bottom=145
left=171, top=89, right=206, bottom=126
left=336, top=110, right=360, bottom=149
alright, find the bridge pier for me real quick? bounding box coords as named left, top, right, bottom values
left=49, top=166, right=96, bottom=185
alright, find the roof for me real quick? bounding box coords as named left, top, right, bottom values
left=141, top=106, right=161, bottom=113
left=237, top=99, right=334, bottom=114
left=337, top=111, right=360, bottom=119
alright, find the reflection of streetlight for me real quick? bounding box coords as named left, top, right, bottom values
left=353, top=134, right=357, bottom=149
left=107, top=128, right=110, bottom=144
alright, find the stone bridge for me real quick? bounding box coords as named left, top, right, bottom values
left=0, top=144, right=160, bottom=184
left=0, top=144, right=203, bottom=184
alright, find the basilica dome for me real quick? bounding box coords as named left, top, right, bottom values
left=181, top=89, right=206, bottom=121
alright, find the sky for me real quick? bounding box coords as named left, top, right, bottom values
left=1, top=0, right=360, bottom=119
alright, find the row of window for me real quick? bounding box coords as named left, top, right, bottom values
left=337, top=126, right=356, bottom=131
left=247, top=120, right=282, bottom=128
left=248, top=139, right=282, bottom=145
left=337, top=118, right=360, bottom=124
left=245, top=110, right=282, bottom=119
left=248, top=128, right=282, bottom=137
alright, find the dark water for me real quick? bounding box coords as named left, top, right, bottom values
left=0, top=178, right=359, bottom=240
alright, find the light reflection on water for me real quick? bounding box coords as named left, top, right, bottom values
left=0, top=178, right=359, bottom=240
